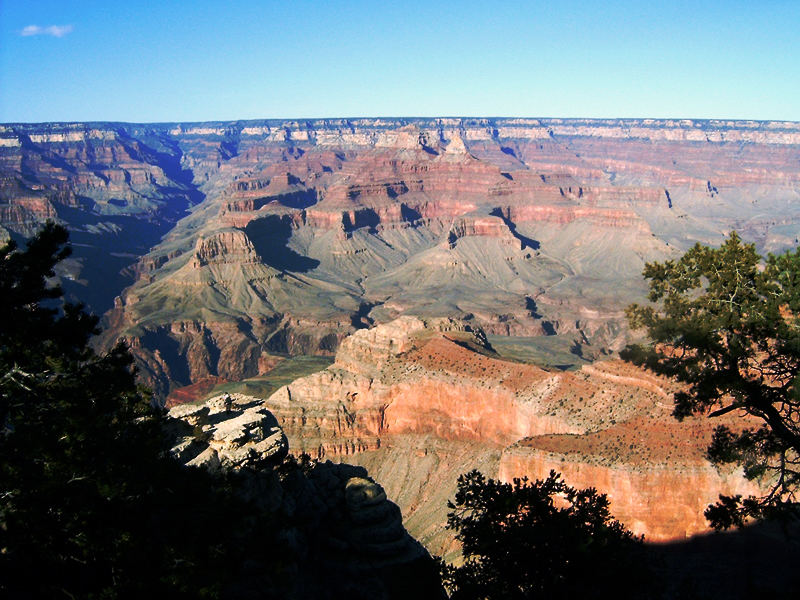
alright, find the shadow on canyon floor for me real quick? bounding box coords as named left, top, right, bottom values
left=644, top=520, right=800, bottom=599
left=53, top=205, right=194, bottom=314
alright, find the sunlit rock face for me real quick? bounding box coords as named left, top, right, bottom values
left=253, top=318, right=767, bottom=554
left=165, top=393, right=446, bottom=598
left=3, top=118, right=799, bottom=395
left=497, top=434, right=761, bottom=541
left=167, top=394, right=289, bottom=471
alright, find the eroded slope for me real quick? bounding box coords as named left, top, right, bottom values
left=3, top=118, right=800, bottom=395
left=249, top=317, right=765, bottom=556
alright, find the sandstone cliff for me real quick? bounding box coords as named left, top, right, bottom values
left=166, top=392, right=445, bottom=599
left=254, top=318, right=768, bottom=556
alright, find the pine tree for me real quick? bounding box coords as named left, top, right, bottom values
left=0, top=223, right=284, bottom=598
left=624, top=232, right=800, bottom=528
left=441, top=470, right=644, bottom=599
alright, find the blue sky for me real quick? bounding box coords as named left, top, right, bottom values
left=1, top=0, right=798, bottom=123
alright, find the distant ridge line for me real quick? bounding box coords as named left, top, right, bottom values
left=2, top=116, right=799, bottom=129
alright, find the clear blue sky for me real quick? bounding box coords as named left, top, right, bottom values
left=1, top=0, right=798, bottom=123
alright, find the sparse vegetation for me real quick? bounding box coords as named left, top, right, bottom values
left=486, top=334, right=590, bottom=370
left=203, top=355, right=333, bottom=401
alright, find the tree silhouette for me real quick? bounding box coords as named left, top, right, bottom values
left=0, top=223, right=448, bottom=600
left=440, top=470, right=644, bottom=599
left=0, top=223, right=286, bottom=598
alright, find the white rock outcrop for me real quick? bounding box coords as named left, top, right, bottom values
left=168, top=393, right=288, bottom=470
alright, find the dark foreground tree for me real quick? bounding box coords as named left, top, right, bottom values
left=440, top=470, right=645, bottom=599
left=0, top=224, right=288, bottom=598
left=0, top=223, right=449, bottom=600
left=623, top=232, right=800, bottom=528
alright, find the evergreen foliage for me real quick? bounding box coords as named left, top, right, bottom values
left=623, top=232, right=800, bottom=528
left=0, top=223, right=287, bottom=598
left=440, top=470, right=644, bottom=599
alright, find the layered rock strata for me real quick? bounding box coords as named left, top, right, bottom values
left=5, top=118, right=798, bottom=394
left=257, top=317, right=767, bottom=555
left=0, top=124, right=203, bottom=314
left=166, top=393, right=444, bottom=597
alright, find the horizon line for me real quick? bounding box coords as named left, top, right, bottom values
left=3, top=115, right=800, bottom=127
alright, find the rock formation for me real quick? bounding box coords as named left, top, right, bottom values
left=168, top=394, right=289, bottom=470
left=166, top=393, right=445, bottom=599
left=253, top=317, right=767, bottom=556
left=3, top=117, right=795, bottom=568
left=3, top=118, right=799, bottom=394
left=2, top=118, right=798, bottom=596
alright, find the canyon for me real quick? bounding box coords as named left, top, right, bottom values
left=2, top=117, right=799, bottom=557
left=3, top=118, right=800, bottom=396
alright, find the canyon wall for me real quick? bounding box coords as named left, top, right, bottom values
left=165, top=392, right=445, bottom=598
left=2, top=118, right=794, bottom=562
left=253, top=317, right=767, bottom=555
left=2, top=118, right=799, bottom=394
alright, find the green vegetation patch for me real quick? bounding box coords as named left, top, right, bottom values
left=204, top=355, right=333, bottom=400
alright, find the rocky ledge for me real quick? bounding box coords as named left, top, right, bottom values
left=168, top=394, right=289, bottom=471
left=256, top=317, right=768, bottom=554
left=166, top=394, right=444, bottom=597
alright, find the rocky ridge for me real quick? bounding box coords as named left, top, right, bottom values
left=166, top=393, right=444, bottom=597
left=3, top=118, right=799, bottom=395
left=256, top=317, right=765, bottom=555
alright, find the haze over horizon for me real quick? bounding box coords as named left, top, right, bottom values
left=2, top=0, right=799, bottom=124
